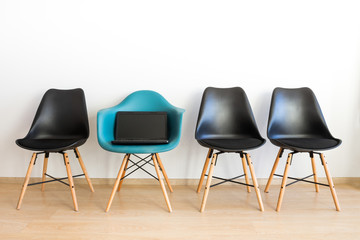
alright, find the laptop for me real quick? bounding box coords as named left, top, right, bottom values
left=111, top=111, right=169, bottom=145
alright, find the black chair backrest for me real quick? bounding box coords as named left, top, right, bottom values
left=195, top=87, right=262, bottom=140
left=267, top=87, right=333, bottom=140
left=26, top=88, right=89, bottom=139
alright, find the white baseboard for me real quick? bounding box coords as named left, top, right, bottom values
left=1, top=177, right=359, bottom=188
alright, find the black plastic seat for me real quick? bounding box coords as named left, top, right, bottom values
left=195, top=87, right=265, bottom=212
left=17, top=137, right=87, bottom=152
left=197, top=138, right=264, bottom=152
left=270, top=138, right=339, bottom=152
left=264, top=87, right=341, bottom=212
left=16, top=88, right=94, bottom=211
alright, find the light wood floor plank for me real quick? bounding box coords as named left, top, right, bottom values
left=1, top=179, right=359, bottom=239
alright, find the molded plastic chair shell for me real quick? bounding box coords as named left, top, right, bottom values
left=267, top=87, right=341, bottom=152
left=195, top=87, right=265, bottom=212
left=195, top=87, right=265, bottom=152
left=97, top=90, right=185, bottom=154
left=16, top=88, right=89, bottom=152
left=15, top=88, right=94, bottom=212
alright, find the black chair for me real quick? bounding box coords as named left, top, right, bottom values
left=196, top=87, right=265, bottom=212
left=264, top=87, right=341, bottom=211
left=16, top=88, right=94, bottom=211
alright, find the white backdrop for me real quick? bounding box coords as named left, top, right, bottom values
left=1, top=0, right=359, bottom=179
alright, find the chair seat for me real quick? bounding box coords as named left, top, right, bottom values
left=270, top=137, right=341, bottom=152
left=197, top=137, right=265, bottom=152
left=16, top=138, right=87, bottom=152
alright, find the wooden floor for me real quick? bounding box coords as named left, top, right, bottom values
left=1, top=179, right=360, bottom=240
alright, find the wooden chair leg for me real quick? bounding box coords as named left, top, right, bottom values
left=105, top=154, right=130, bottom=212
left=264, top=148, right=283, bottom=193
left=310, top=154, right=319, bottom=193
left=17, top=153, right=37, bottom=210
left=196, top=149, right=213, bottom=193
left=117, top=156, right=130, bottom=192
left=41, top=153, right=49, bottom=192
left=200, top=153, right=217, bottom=213
left=246, top=154, right=264, bottom=211
left=155, top=153, right=173, bottom=193
left=75, top=148, right=94, bottom=193
left=152, top=154, right=172, bottom=213
left=63, top=153, right=78, bottom=211
left=320, top=153, right=341, bottom=211
left=276, top=153, right=292, bottom=212
left=240, top=153, right=251, bottom=193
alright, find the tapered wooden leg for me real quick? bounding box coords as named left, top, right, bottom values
left=240, top=153, right=251, bottom=193
left=117, top=156, right=129, bottom=192
left=105, top=154, right=130, bottom=212
left=17, top=153, right=37, bottom=210
left=320, top=153, right=341, bottom=211
left=276, top=153, right=292, bottom=212
left=246, top=154, right=264, bottom=211
left=196, top=149, right=213, bottom=193
left=41, top=153, right=49, bottom=192
left=152, top=154, right=172, bottom=212
left=155, top=153, right=173, bottom=193
left=63, top=153, right=78, bottom=211
left=200, top=153, right=217, bottom=213
left=310, top=154, right=319, bottom=193
left=264, top=148, right=283, bottom=193
left=75, top=148, right=94, bottom=193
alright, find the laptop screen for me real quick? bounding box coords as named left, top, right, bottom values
left=112, top=111, right=168, bottom=145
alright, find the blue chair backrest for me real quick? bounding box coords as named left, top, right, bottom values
left=97, top=90, right=185, bottom=154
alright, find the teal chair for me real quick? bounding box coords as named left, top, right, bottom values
left=97, top=90, right=185, bottom=212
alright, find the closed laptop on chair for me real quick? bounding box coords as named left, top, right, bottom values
left=112, top=111, right=168, bottom=145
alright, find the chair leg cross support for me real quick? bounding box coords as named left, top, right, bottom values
left=265, top=149, right=341, bottom=211
left=115, top=154, right=173, bottom=194
left=106, top=153, right=173, bottom=213
left=272, top=173, right=328, bottom=187
left=28, top=173, right=85, bottom=187
left=208, top=174, right=249, bottom=188
left=199, top=150, right=264, bottom=212
left=16, top=148, right=94, bottom=211
left=119, top=155, right=155, bottom=181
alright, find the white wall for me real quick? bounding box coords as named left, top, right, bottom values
left=1, top=0, right=359, bottom=179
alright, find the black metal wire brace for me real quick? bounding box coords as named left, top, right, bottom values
left=272, top=151, right=330, bottom=188
left=120, top=154, right=161, bottom=181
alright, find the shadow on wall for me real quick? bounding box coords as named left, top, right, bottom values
left=249, top=88, right=275, bottom=174
left=353, top=78, right=360, bottom=177
left=8, top=90, right=52, bottom=177
left=180, top=88, right=204, bottom=179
